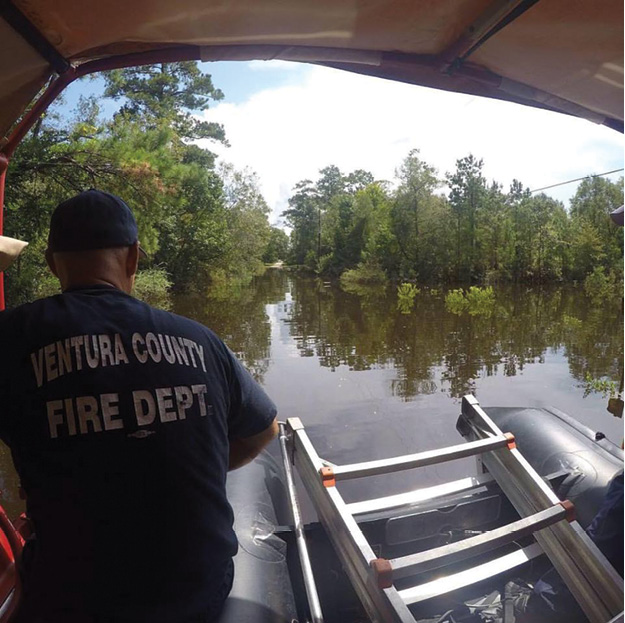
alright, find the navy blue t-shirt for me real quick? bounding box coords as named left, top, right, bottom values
left=0, top=285, right=277, bottom=620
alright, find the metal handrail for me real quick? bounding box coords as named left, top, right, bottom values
left=278, top=422, right=324, bottom=623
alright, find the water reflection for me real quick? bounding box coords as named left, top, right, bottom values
left=258, top=272, right=622, bottom=506
left=174, top=270, right=622, bottom=408
left=281, top=276, right=623, bottom=402
left=174, top=270, right=289, bottom=383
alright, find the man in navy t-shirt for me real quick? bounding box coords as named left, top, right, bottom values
left=0, top=190, right=278, bottom=622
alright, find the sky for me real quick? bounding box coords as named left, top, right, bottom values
left=61, top=60, right=624, bottom=227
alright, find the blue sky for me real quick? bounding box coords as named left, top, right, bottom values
left=60, top=60, right=298, bottom=114
left=58, top=60, right=624, bottom=226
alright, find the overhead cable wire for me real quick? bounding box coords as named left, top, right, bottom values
left=530, top=168, right=624, bottom=194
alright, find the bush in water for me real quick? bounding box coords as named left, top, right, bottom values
left=583, top=267, right=622, bottom=301
left=445, top=286, right=495, bottom=316
left=397, top=282, right=420, bottom=314
left=340, top=263, right=387, bottom=287
left=445, top=289, right=468, bottom=314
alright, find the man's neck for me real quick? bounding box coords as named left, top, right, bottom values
left=61, top=275, right=131, bottom=293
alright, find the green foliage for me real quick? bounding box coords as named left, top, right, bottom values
left=466, top=285, right=495, bottom=308
left=398, top=282, right=420, bottom=298
left=133, top=268, right=173, bottom=310
left=216, top=162, right=272, bottom=281
left=445, top=286, right=495, bottom=316
left=283, top=179, right=319, bottom=268
left=6, top=76, right=622, bottom=312
left=284, top=152, right=621, bottom=289
left=583, top=267, right=622, bottom=300
left=283, top=167, right=394, bottom=275
left=445, top=289, right=468, bottom=314
left=447, top=154, right=486, bottom=282
left=263, top=227, right=289, bottom=263
left=35, top=273, right=62, bottom=300
left=582, top=373, right=618, bottom=398
left=340, top=263, right=386, bottom=287
left=5, top=63, right=277, bottom=307
left=103, top=62, right=225, bottom=142
left=232, top=273, right=622, bottom=401
left=3, top=237, right=55, bottom=306
left=562, top=314, right=583, bottom=330
left=397, top=282, right=420, bottom=314
left=392, top=149, right=442, bottom=280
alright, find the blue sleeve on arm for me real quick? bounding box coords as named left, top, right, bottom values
left=586, top=470, right=624, bottom=577
left=226, top=350, right=277, bottom=439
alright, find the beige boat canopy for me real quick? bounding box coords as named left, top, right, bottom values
left=0, top=0, right=623, bottom=150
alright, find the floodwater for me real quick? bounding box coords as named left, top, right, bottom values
left=177, top=268, right=623, bottom=439
left=177, top=269, right=624, bottom=508
left=0, top=269, right=622, bottom=518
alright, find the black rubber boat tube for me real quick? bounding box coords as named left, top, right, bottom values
left=278, top=422, right=324, bottom=623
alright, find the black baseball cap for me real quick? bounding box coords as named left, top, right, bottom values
left=48, top=190, right=147, bottom=256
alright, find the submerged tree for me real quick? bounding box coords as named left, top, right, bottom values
left=218, top=163, right=272, bottom=279
left=262, top=227, right=290, bottom=264
left=447, top=154, right=487, bottom=283
left=569, top=176, right=624, bottom=278
left=391, top=149, right=440, bottom=280
left=283, top=179, right=319, bottom=266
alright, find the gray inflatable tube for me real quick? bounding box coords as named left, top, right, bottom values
left=217, top=451, right=298, bottom=623
left=484, top=406, right=624, bottom=528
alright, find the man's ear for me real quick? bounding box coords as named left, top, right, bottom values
left=45, top=248, right=58, bottom=277
left=127, top=243, right=140, bottom=278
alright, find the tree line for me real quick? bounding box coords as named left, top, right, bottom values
left=4, top=61, right=621, bottom=308
left=4, top=62, right=285, bottom=307
left=283, top=151, right=623, bottom=291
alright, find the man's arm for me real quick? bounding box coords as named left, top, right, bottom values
left=228, top=417, right=279, bottom=471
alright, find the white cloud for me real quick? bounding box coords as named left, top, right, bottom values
left=198, top=65, right=623, bottom=225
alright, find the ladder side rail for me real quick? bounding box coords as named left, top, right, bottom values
left=286, top=418, right=416, bottom=623
left=278, top=422, right=324, bottom=623
left=332, top=435, right=511, bottom=482
left=462, top=395, right=624, bottom=591
left=485, top=441, right=620, bottom=623
left=462, top=395, right=565, bottom=503
left=398, top=542, right=543, bottom=605
left=347, top=472, right=495, bottom=516
left=461, top=396, right=624, bottom=623
left=391, top=503, right=567, bottom=579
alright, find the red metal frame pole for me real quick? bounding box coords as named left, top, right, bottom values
left=0, top=153, right=8, bottom=311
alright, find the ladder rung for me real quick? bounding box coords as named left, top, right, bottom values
left=330, top=435, right=513, bottom=482
left=390, top=503, right=567, bottom=580
left=347, top=472, right=495, bottom=516
left=398, top=542, right=543, bottom=605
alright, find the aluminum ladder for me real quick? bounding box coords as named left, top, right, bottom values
left=284, top=395, right=624, bottom=623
